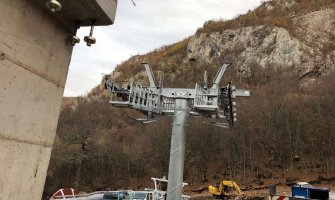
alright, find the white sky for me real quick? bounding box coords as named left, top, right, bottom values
left=64, top=0, right=263, bottom=97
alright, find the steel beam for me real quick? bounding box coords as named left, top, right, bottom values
left=167, top=96, right=188, bottom=200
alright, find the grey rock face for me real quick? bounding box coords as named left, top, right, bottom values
left=186, top=9, right=335, bottom=77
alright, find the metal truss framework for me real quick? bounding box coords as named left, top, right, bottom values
left=105, top=61, right=250, bottom=200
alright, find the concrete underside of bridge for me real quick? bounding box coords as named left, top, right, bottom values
left=0, top=0, right=116, bottom=199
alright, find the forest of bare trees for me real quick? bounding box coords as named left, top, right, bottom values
left=44, top=69, right=335, bottom=197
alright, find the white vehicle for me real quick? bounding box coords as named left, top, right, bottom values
left=127, top=191, right=152, bottom=200
left=295, top=182, right=313, bottom=188
left=103, top=191, right=129, bottom=200
left=50, top=190, right=126, bottom=200
left=50, top=177, right=190, bottom=200
left=87, top=193, right=105, bottom=200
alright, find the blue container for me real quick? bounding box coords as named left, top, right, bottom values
left=292, top=186, right=309, bottom=199
left=292, top=186, right=329, bottom=200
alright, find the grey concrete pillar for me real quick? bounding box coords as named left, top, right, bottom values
left=0, top=1, right=72, bottom=199
left=0, top=0, right=116, bottom=199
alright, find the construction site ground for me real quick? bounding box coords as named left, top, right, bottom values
left=188, top=180, right=335, bottom=200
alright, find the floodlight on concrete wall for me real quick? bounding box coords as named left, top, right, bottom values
left=84, top=20, right=97, bottom=46
left=45, top=0, right=62, bottom=12
left=70, top=22, right=81, bottom=46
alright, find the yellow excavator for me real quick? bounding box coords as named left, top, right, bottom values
left=208, top=180, right=243, bottom=199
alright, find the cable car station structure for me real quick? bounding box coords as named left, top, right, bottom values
left=105, top=61, right=250, bottom=200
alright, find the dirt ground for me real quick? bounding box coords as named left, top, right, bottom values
left=188, top=183, right=335, bottom=200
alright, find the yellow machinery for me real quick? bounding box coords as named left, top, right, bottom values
left=208, top=180, right=243, bottom=199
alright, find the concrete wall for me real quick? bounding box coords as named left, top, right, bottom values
left=0, top=0, right=72, bottom=199
left=33, top=0, right=118, bottom=28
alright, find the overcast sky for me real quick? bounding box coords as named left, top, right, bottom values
left=64, top=0, right=263, bottom=97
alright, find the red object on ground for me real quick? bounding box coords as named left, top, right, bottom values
left=50, top=188, right=79, bottom=199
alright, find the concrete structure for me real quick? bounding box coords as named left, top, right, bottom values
left=0, top=0, right=117, bottom=199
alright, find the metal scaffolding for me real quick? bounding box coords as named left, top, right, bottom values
left=105, top=61, right=250, bottom=200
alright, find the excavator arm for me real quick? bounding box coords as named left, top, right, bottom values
left=231, top=181, right=242, bottom=195
left=208, top=180, right=243, bottom=199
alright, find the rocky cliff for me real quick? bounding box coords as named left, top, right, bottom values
left=185, top=8, right=335, bottom=78
left=85, top=1, right=335, bottom=101
left=86, top=1, right=335, bottom=103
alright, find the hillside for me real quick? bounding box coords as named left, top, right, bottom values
left=44, top=0, right=335, bottom=198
